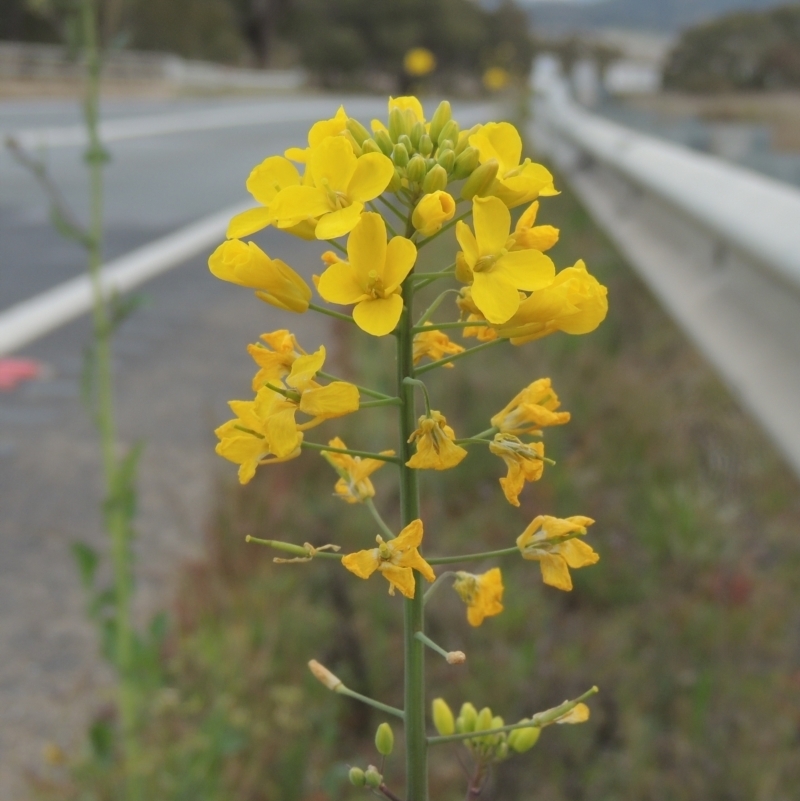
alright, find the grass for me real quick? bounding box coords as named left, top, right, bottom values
left=33, top=173, right=800, bottom=801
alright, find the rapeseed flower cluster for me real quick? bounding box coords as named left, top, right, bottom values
left=208, top=95, right=608, bottom=798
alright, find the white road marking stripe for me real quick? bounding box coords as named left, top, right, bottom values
left=0, top=201, right=249, bottom=357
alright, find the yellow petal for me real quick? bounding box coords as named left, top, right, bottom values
left=470, top=122, right=521, bottom=174
left=226, top=207, right=273, bottom=239
left=383, top=236, right=417, bottom=290
left=558, top=538, right=599, bottom=569
left=347, top=153, right=395, bottom=202
left=515, top=200, right=539, bottom=232
left=495, top=249, right=555, bottom=292
left=539, top=554, right=573, bottom=591
left=246, top=156, right=301, bottom=206
left=353, top=295, right=404, bottom=337
left=455, top=221, right=478, bottom=267
left=557, top=703, right=590, bottom=724
left=393, top=518, right=424, bottom=550
left=287, top=347, right=326, bottom=390
left=308, top=136, right=357, bottom=193
left=342, top=549, right=380, bottom=579
left=471, top=271, right=521, bottom=324
left=299, top=382, right=360, bottom=418
left=317, top=262, right=367, bottom=305
left=347, top=212, right=387, bottom=277
left=473, top=196, right=510, bottom=255
left=265, top=407, right=301, bottom=458
left=380, top=564, right=417, bottom=599
left=403, top=551, right=436, bottom=584
left=315, top=203, right=364, bottom=240
left=389, top=95, right=425, bottom=124
left=272, top=185, right=331, bottom=226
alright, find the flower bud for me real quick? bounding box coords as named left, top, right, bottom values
left=410, top=120, right=424, bottom=149
left=374, top=129, right=394, bottom=156
left=375, top=722, right=394, bottom=756
left=495, top=741, right=509, bottom=761
left=455, top=124, right=480, bottom=155
left=423, top=164, right=448, bottom=194
left=361, top=137, right=382, bottom=154
left=457, top=702, right=478, bottom=733
left=508, top=724, right=541, bottom=753
left=432, top=698, right=455, bottom=736
left=388, top=107, right=408, bottom=142
left=407, top=154, right=427, bottom=184
left=342, top=130, right=363, bottom=157
left=452, top=146, right=480, bottom=179
left=412, top=191, right=456, bottom=237
left=349, top=767, right=366, bottom=787
left=398, top=134, right=413, bottom=153
left=437, top=148, right=455, bottom=173
left=307, top=659, right=343, bottom=691
left=437, top=119, right=459, bottom=147
left=364, top=766, right=383, bottom=789
left=419, top=134, right=433, bottom=157
left=489, top=715, right=505, bottom=744
left=461, top=159, right=499, bottom=200
left=346, top=118, right=371, bottom=146
left=429, top=100, right=452, bottom=145
left=476, top=707, right=493, bottom=732
left=388, top=169, right=403, bottom=193
left=392, top=143, right=409, bottom=168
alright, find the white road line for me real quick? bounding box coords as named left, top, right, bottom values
left=0, top=201, right=249, bottom=357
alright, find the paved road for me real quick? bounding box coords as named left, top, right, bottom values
left=0, top=94, right=494, bottom=797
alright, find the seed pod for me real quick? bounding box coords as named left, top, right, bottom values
left=432, top=698, right=455, bottom=736
left=388, top=107, right=408, bottom=142
left=406, top=155, right=427, bottom=184
left=392, top=143, right=409, bottom=167
left=410, top=121, right=424, bottom=149
left=429, top=100, right=452, bottom=145
left=364, top=766, right=383, bottom=789
left=349, top=767, right=366, bottom=787
left=361, top=137, right=382, bottom=154
left=418, top=133, right=434, bottom=156
left=508, top=724, right=541, bottom=753
left=423, top=164, right=448, bottom=193
left=375, top=722, right=394, bottom=756
left=374, top=129, right=394, bottom=156
left=437, top=119, right=459, bottom=147
left=452, top=146, right=479, bottom=179
left=461, top=159, right=499, bottom=200
left=346, top=118, right=371, bottom=146
left=437, top=148, right=455, bottom=173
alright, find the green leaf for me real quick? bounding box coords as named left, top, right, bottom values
left=70, top=542, right=99, bottom=591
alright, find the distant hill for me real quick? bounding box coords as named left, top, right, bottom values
left=528, top=0, right=797, bottom=34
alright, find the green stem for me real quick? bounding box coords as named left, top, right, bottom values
left=423, top=571, right=458, bottom=604
left=414, top=289, right=460, bottom=327
left=413, top=266, right=456, bottom=290
left=308, top=302, right=355, bottom=324
left=427, top=547, right=519, bottom=566
left=412, top=270, right=455, bottom=281
left=317, top=371, right=393, bottom=400
left=245, top=536, right=343, bottom=560
left=398, top=219, right=428, bottom=800
left=416, top=209, right=472, bottom=250
left=403, top=377, right=431, bottom=416
left=412, top=320, right=489, bottom=333
left=325, top=239, right=348, bottom=256
left=302, top=441, right=401, bottom=464
left=360, top=398, right=403, bottom=408
left=336, top=685, right=405, bottom=720
left=414, top=338, right=504, bottom=375
left=377, top=193, right=408, bottom=219
left=427, top=687, right=600, bottom=745
left=366, top=498, right=396, bottom=540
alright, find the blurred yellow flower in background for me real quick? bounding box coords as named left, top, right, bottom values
left=482, top=67, right=510, bottom=91
left=404, top=47, right=437, bottom=77
left=322, top=437, right=395, bottom=503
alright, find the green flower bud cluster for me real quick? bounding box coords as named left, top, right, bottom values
left=352, top=101, right=485, bottom=197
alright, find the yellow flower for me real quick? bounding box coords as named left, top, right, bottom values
left=316, top=212, right=417, bottom=336
left=496, top=260, right=609, bottom=345
left=208, top=239, right=311, bottom=312
left=373, top=96, right=426, bottom=134
left=469, top=122, right=558, bottom=208
left=508, top=201, right=559, bottom=252
left=321, top=436, right=395, bottom=504
left=482, top=67, right=510, bottom=91
left=247, top=330, right=304, bottom=391
left=456, top=196, right=555, bottom=324
left=342, top=519, right=436, bottom=598
left=214, top=386, right=303, bottom=484
left=516, top=515, right=598, bottom=591
left=412, top=191, right=456, bottom=237
left=453, top=568, right=505, bottom=626
left=285, top=105, right=349, bottom=164
left=226, top=155, right=304, bottom=239
left=271, top=137, right=394, bottom=240
left=456, top=289, right=499, bottom=342
left=404, top=47, right=437, bottom=77
left=491, top=378, right=570, bottom=435
left=413, top=324, right=465, bottom=368
left=556, top=704, right=590, bottom=724
left=489, top=434, right=545, bottom=507
left=406, top=410, right=467, bottom=470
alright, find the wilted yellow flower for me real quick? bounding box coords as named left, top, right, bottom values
left=406, top=410, right=467, bottom=470
left=321, top=436, right=395, bottom=503
left=516, top=515, right=598, bottom=591
left=555, top=703, right=590, bottom=724
left=413, top=324, right=465, bottom=368
left=248, top=330, right=303, bottom=391
left=214, top=386, right=302, bottom=484
left=456, top=288, right=499, bottom=342
left=456, top=197, right=555, bottom=324
left=285, top=105, right=349, bottom=164
left=469, top=122, right=558, bottom=208
left=491, top=378, right=570, bottom=435
left=404, top=47, right=437, bottom=77
left=342, top=519, right=436, bottom=598
left=208, top=239, right=311, bottom=312
left=508, top=201, right=560, bottom=252
left=453, top=568, right=505, bottom=626
left=412, top=191, right=456, bottom=237
left=482, top=67, right=510, bottom=91
left=271, top=137, right=394, bottom=240
left=226, top=156, right=303, bottom=239
left=317, top=212, right=417, bottom=336
left=489, top=434, right=545, bottom=506
left=497, top=260, right=609, bottom=344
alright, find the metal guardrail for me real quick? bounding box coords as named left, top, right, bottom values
left=530, top=58, right=800, bottom=478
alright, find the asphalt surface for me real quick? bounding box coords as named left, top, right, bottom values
left=0, top=94, right=494, bottom=797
